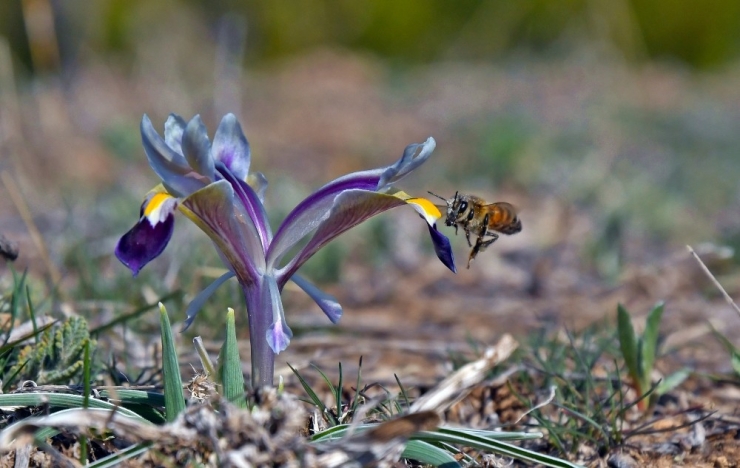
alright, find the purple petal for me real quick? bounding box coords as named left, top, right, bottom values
left=264, top=275, right=293, bottom=354
left=212, top=113, right=251, bottom=180
left=267, top=320, right=293, bottom=354
left=217, top=165, right=272, bottom=249
left=266, top=171, right=380, bottom=268
left=377, top=137, right=436, bottom=190
left=182, top=115, right=215, bottom=180
left=115, top=213, right=174, bottom=276
left=164, top=114, right=187, bottom=159
left=182, top=270, right=235, bottom=331
left=290, top=274, right=343, bottom=323
left=426, top=223, right=457, bottom=273
left=179, top=180, right=263, bottom=286
left=247, top=172, right=268, bottom=203
left=267, top=138, right=436, bottom=268
left=141, top=115, right=205, bottom=197
left=277, top=190, right=407, bottom=286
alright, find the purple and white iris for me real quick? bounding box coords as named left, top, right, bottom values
left=115, top=113, right=456, bottom=386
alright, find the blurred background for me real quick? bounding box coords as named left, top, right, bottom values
left=1, top=0, right=740, bottom=372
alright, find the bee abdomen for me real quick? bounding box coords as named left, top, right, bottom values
left=500, top=216, right=522, bottom=235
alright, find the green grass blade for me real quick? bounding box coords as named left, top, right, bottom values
left=402, top=439, right=461, bottom=467
left=351, top=356, right=363, bottom=413
left=416, top=429, right=583, bottom=468
left=86, top=442, right=152, bottom=467
left=336, top=362, right=343, bottom=421
left=641, top=301, right=664, bottom=385
left=193, top=336, right=216, bottom=377
left=288, top=362, right=335, bottom=424
left=80, top=340, right=92, bottom=464
left=159, top=303, right=185, bottom=421
left=655, top=369, right=690, bottom=395
left=0, top=393, right=147, bottom=420
left=616, top=304, right=640, bottom=385
left=219, top=308, right=246, bottom=408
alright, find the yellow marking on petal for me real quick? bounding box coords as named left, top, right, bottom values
left=144, top=193, right=174, bottom=217
left=405, top=197, right=442, bottom=219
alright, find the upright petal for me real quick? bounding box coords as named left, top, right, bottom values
left=179, top=180, right=264, bottom=286
left=164, top=114, right=187, bottom=157
left=247, top=172, right=268, bottom=203
left=182, top=115, right=216, bottom=181
left=115, top=191, right=178, bottom=276
left=141, top=115, right=205, bottom=197
left=377, top=137, right=436, bottom=191
left=212, top=113, right=251, bottom=180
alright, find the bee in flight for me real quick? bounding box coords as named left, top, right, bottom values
left=429, top=191, right=522, bottom=268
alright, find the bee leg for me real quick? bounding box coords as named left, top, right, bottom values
left=467, top=235, right=485, bottom=268
left=477, top=232, right=499, bottom=253
left=464, top=227, right=473, bottom=247
left=454, top=224, right=459, bottom=236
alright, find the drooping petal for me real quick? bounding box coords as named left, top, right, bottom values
left=164, top=114, right=187, bottom=158
left=115, top=191, right=177, bottom=276
left=141, top=115, right=205, bottom=197
left=181, top=115, right=216, bottom=181
left=182, top=270, right=235, bottom=331
left=267, top=139, right=437, bottom=269
left=377, top=137, right=436, bottom=191
left=212, top=113, right=251, bottom=180
left=264, top=275, right=293, bottom=354
left=179, top=180, right=264, bottom=286
left=398, top=193, right=457, bottom=273
left=277, top=190, right=408, bottom=286
left=290, top=274, right=343, bottom=323
left=425, top=223, right=456, bottom=273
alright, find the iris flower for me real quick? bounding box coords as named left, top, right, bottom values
left=116, top=113, right=456, bottom=387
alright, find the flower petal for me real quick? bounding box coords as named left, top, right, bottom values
left=141, top=115, right=205, bottom=197
left=182, top=270, right=235, bottom=331
left=267, top=139, right=436, bottom=268
left=266, top=170, right=383, bottom=269
left=115, top=192, right=177, bottom=276
left=264, top=275, right=293, bottom=354
left=164, top=114, right=187, bottom=159
left=179, top=180, right=263, bottom=286
left=247, top=172, right=268, bottom=203
left=217, top=165, right=272, bottom=249
left=212, top=113, right=251, bottom=180
left=425, top=223, right=457, bottom=273
left=377, top=137, right=435, bottom=191
left=182, top=115, right=216, bottom=181
left=277, top=190, right=407, bottom=285
left=290, top=274, right=343, bottom=324
left=396, top=193, right=456, bottom=273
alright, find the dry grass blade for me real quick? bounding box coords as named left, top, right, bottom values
left=411, top=334, right=518, bottom=413
left=687, top=244, right=740, bottom=320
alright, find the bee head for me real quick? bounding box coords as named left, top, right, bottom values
left=428, top=191, right=457, bottom=226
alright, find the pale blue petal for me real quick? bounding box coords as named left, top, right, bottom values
left=212, top=113, right=251, bottom=180
left=377, top=137, right=436, bottom=190
left=291, top=274, right=342, bottom=323
left=164, top=114, right=187, bottom=160
left=182, top=115, right=215, bottom=180
left=182, top=270, right=235, bottom=331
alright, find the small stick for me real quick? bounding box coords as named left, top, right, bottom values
left=1, top=171, right=61, bottom=285
left=687, top=244, right=740, bottom=320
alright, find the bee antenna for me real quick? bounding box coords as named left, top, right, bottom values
left=427, top=191, right=448, bottom=202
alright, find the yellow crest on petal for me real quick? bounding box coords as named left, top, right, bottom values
left=393, top=190, right=442, bottom=226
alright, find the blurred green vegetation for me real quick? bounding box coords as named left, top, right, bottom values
left=2, top=0, right=740, bottom=74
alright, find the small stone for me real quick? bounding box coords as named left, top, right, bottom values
left=607, top=452, right=638, bottom=468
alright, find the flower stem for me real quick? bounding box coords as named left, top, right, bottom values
left=244, top=283, right=275, bottom=387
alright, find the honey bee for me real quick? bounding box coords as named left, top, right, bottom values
left=429, top=191, right=522, bottom=268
